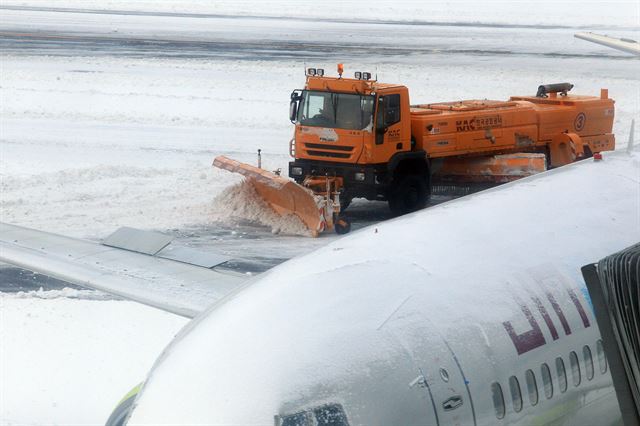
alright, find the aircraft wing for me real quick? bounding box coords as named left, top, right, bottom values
left=0, top=223, right=251, bottom=318
left=575, top=32, right=640, bottom=56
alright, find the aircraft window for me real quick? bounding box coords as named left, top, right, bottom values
left=509, top=375, right=523, bottom=413
left=313, top=404, right=349, bottom=426
left=491, top=382, right=506, bottom=419
left=525, top=369, right=539, bottom=406
left=569, top=351, right=581, bottom=387
left=583, top=345, right=595, bottom=380
left=541, top=363, right=553, bottom=399
left=597, top=339, right=608, bottom=374
left=555, top=357, right=568, bottom=393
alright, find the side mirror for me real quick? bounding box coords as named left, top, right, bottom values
left=290, top=90, right=302, bottom=123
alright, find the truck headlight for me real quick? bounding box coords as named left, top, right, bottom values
left=354, top=172, right=365, bottom=181
left=291, top=167, right=303, bottom=176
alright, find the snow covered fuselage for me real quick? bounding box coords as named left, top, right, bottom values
left=128, top=149, right=639, bottom=424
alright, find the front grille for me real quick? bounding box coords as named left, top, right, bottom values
left=305, top=143, right=353, bottom=152
left=306, top=150, right=351, bottom=159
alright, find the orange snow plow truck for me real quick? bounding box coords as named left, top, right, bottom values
left=214, top=65, right=615, bottom=236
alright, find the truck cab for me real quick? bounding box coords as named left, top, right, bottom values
left=288, top=69, right=428, bottom=214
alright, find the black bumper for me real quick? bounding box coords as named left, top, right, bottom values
left=289, top=159, right=390, bottom=201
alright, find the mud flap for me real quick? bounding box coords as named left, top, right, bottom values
left=549, top=133, right=584, bottom=167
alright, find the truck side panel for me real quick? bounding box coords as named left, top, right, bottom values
left=410, top=95, right=614, bottom=159
left=411, top=105, right=539, bottom=158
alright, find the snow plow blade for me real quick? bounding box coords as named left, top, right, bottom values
left=213, top=156, right=324, bottom=237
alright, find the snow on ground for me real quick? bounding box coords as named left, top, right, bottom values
left=0, top=57, right=295, bottom=238
left=4, top=0, right=640, bottom=29
left=0, top=291, right=187, bottom=425
left=2, top=55, right=638, bottom=238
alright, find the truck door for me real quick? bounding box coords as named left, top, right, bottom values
left=374, top=92, right=408, bottom=162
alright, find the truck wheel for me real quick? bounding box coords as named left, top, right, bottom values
left=335, top=215, right=351, bottom=235
left=389, top=174, right=428, bottom=215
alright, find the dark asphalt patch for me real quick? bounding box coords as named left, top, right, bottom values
left=0, top=265, right=85, bottom=292
left=0, top=31, right=627, bottom=61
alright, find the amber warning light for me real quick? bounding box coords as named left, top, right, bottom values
left=337, top=63, right=344, bottom=77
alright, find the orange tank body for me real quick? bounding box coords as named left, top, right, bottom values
left=410, top=93, right=615, bottom=160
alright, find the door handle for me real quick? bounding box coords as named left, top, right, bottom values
left=442, top=395, right=463, bottom=411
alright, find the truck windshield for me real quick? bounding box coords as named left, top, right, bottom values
left=297, top=90, right=374, bottom=131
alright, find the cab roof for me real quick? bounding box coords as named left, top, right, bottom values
left=305, top=76, right=403, bottom=95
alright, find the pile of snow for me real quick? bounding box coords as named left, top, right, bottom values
left=0, top=160, right=222, bottom=238
left=210, top=179, right=313, bottom=237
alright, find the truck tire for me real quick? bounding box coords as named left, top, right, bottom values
left=334, top=215, right=351, bottom=235
left=388, top=174, right=428, bottom=215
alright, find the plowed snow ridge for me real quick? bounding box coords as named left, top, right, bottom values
left=210, top=179, right=312, bottom=237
